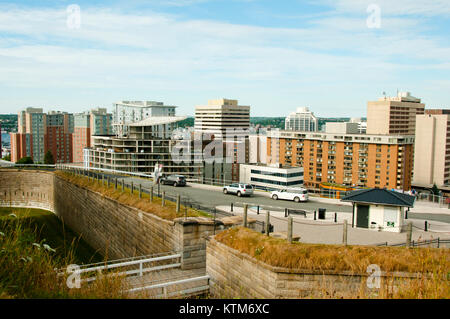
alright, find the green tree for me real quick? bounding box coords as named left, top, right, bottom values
left=2, top=154, right=11, bottom=161
left=44, top=150, right=55, bottom=164
left=431, top=183, right=440, bottom=196
left=16, top=156, right=34, bottom=164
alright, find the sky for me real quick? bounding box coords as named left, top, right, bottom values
left=0, top=0, right=449, bottom=117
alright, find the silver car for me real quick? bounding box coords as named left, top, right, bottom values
left=223, top=183, right=254, bottom=197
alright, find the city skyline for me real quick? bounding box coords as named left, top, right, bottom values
left=0, top=1, right=449, bottom=117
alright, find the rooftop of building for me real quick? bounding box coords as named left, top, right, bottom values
left=128, top=116, right=187, bottom=127
left=341, top=188, right=416, bottom=207
left=114, top=101, right=177, bottom=108
left=376, top=91, right=422, bottom=103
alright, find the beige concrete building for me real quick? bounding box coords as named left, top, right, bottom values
left=413, top=110, right=450, bottom=188
left=367, top=92, right=425, bottom=135
left=194, top=99, right=250, bottom=139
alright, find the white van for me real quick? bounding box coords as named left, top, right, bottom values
left=271, top=187, right=309, bottom=202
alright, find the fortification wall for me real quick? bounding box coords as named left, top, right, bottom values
left=0, top=169, right=54, bottom=212
left=206, top=237, right=417, bottom=298
left=0, top=170, right=219, bottom=268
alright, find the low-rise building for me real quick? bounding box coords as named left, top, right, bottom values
left=341, top=188, right=415, bottom=233
left=239, top=163, right=304, bottom=190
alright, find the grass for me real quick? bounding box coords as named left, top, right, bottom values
left=0, top=207, right=103, bottom=265
left=215, top=227, right=450, bottom=298
left=215, top=227, right=449, bottom=274
left=55, top=171, right=212, bottom=221
left=0, top=210, right=126, bottom=298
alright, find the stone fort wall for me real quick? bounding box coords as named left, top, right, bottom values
left=0, top=169, right=218, bottom=268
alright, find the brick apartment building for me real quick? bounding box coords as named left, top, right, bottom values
left=10, top=108, right=74, bottom=163
left=267, top=130, right=414, bottom=191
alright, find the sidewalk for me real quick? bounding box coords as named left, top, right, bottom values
left=217, top=205, right=450, bottom=246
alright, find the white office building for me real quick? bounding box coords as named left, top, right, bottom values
left=194, top=99, right=250, bottom=139
left=285, top=107, right=318, bottom=132
left=239, top=163, right=304, bottom=190
left=113, top=101, right=177, bottom=137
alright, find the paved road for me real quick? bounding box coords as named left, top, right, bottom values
left=92, top=171, right=450, bottom=224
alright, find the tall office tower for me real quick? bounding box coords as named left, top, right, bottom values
left=113, top=101, right=177, bottom=137
left=194, top=99, right=250, bottom=139
left=367, top=92, right=425, bottom=135
left=73, top=108, right=113, bottom=163
left=413, top=110, right=450, bottom=188
left=285, top=107, right=318, bottom=132
left=268, top=128, right=415, bottom=191
left=46, top=111, right=74, bottom=163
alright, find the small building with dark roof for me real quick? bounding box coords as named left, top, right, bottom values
left=341, top=188, right=415, bottom=233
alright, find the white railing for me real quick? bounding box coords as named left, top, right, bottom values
left=127, top=275, right=210, bottom=298
left=59, top=253, right=181, bottom=283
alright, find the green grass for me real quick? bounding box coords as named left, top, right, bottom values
left=0, top=207, right=103, bottom=265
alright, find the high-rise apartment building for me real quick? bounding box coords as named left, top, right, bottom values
left=113, top=101, right=177, bottom=137
left=285, top=107, right=318, bottom=132
left=194, top=99, right=250, bottom=139
left=46, top=111, right=73, bottom=163
left=367, top=92, right=425, bottom=135
left=73, top=108, right=112, bottom=163
left=413, top=110, right=450, bottom=188
left=10, top=108, right=74, bottom=163
left=267, top=130, right=414, bottom=191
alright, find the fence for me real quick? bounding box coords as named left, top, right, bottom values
left=375, top=238, right=450, bottom=248
left=415, top=192, right=450, bottom=208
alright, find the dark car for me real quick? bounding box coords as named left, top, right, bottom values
left=159, top=174, right=186, bottom=187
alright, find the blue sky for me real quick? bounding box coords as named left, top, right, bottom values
left=0, top=0, right=449, bottom=117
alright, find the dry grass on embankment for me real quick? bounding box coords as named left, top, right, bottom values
left=216, top=227, right=449, bottom=274
left=215, top=227, right=450, bottom=298
left=0, top=211, right=127, bottom=298
left=55, top=171, right=211, bottom=221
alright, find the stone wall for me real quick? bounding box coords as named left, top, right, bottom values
left=0, top=169, right=54, bottom=212
left=0, top=169, right=228, bottom=269
left=206, top=237, right=418, bottom=298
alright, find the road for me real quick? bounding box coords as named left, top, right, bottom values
left=99, top=172, right=450, bottom=223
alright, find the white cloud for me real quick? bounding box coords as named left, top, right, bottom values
left=0, top=3, right=448, bottom=115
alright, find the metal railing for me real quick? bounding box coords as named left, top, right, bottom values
left=59, top=252, right=181, bottom=284
left=127, top=275, right=210, bottom=298
left=415, top=193, right=450, bottom=208
left=375, top=238, right=450, bottom=248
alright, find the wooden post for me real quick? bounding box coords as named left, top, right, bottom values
left=131, top=182, right=134, bottom=195
left=406, top=222, right=412, bottom=248
left=121, top=180, right=124, bottom=193
left=343, top=220, right=348, bottom=246
left=150, top=187, right=153, bottom=202
left=139, top=184, right=142, bottom=198
left=265, top=211, right=270, bottom=236
left=115, top=178, right=117, bottom=190
left=162, top=191, right=165, bottom=207
left=176, top=194, right=181, bottom=213
left=243, top=204, right=248, bottom=228
left=107, top=177, right=110, bottom=188
left=287, top=216, right=293, bottom=243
